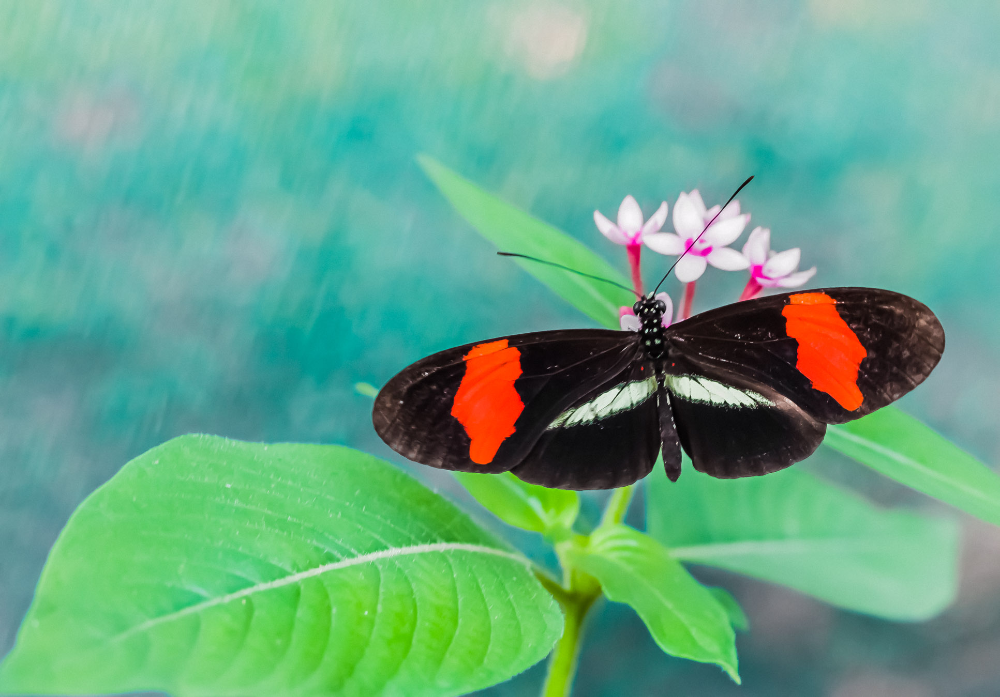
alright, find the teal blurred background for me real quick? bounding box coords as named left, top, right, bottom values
left=2, top=1, right=1000, bottom=695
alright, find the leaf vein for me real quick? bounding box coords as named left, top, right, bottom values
left=109, top=543, right=524, bottom=645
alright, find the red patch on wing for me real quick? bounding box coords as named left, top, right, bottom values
left=451, top=339, right=524, bottom=464
left=782, top=292, right=868, bottom=411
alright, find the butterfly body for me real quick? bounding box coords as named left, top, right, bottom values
left=373, top=288, right=944, bottom=490
left=635, top=294, right=669, bottom=360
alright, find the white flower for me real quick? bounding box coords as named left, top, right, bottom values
left=644, top=190, right=751, bottom=283
left=742, top=227, right=816, bottom=289
left=594, top=195, right=668, bottom=246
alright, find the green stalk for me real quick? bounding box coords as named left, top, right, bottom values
left=600, top=483, right=635, bottom=527
left=540, top=484, right=637, bottom=697
left=541, top=586, right=598, bottom=697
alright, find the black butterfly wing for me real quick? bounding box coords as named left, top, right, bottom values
left=666, top=287, right=945, bottom=423
left=662, top=363, right=826, bottom=478
left=511, top=361, right=663, bottom=490
left=373, top=329, right=640, bottom=475
left=661, top=287, right=944, bottom=478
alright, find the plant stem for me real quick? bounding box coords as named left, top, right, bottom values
left=541, top=588, right=598, bottom=697
left=739, top=278, right=762, bottom=301
left=600, top=484, right=636, bottom=527
left=626, top=244, right=644, bottom=296
left=680, top=281, right=696, bottom=321
left=539, top=484, right=637, bottom=697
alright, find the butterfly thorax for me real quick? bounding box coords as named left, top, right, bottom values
left=634, top=295, right=668, bottom=360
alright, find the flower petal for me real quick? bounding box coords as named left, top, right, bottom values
left=742, top=227, right=770, bottom=266
left=688, top=190, right=708, bottom=217
left=643, top=232, right=687, bottom=256
left=674, top=255, right=708, bottom=283
left=776, top=267, right=817, bottom=288
left=672, top=192, right=703, bottom=238
left=655, top=292, right=674, bottom=328
left=640, top=201, right=668, bottom=237
left=703, top=213, right=750, bottom=247
left=594, top=210, right=629, bottom=245
left=718, top=199, right=741, bottom=220
left=617, top=195, right=644, bottom=236
left=707, top=247, right=750, bottom=271
left=763, top=247, right=802, bottom=278
left=620, top=313, right=641, bottom=332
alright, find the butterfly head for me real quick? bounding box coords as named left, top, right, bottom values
left=633, top=294, right=668, bottom=359
left=632, top=294, right=667, bottom=321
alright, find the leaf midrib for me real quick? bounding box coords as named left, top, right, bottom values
left=420, top=156, right=624, bottom=325
left=827, top=428, right=999, bottom=508
left=670, top=536, right=923, bottom=561
left=110, top=542, right=525, bottom=644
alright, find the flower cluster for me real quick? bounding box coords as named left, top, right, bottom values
left=739, top=227, right=816, bottom=300
left=644, top=191, right=750, bottom=283
left=596, top=189, right=815, bottom=328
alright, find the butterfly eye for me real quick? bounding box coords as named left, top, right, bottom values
left=655, top=300, right=666, bottom=312
left=632, top=301, right=642, bottom=313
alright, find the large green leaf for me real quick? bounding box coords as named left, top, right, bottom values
left=0, top=436, right=562, bottom=697
left=454, top=471, right=578, bottom=539
left=647, top=465, right=959, bottom=620
left=418, top=155, right=632, bottom=328
left=563, top=525, right=739, bottom=682
left=826, top=406, right=1000, bottom=526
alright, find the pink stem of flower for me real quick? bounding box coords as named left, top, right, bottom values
left=626, top=244, right=644, bottom=295
left=739, top=278, right=763, bottom=302
left=679, top=281, right=696, bottom=322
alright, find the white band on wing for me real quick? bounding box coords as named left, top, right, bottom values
left=548, top=377, right=658, bottom=429
left=665, top=374, right=772, bottom=408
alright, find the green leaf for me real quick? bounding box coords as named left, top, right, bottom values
left=418, top=155, right=632, bottom=329
left=647, top=465, right=959, bottom=620
left=454, top=471, right=579, bottom=539
left=707, top=588, right=749, bottom=632
left=0, top=436, right=563, bottom=697
left=563, top=525, right=739, bottom=682
left=826, top=406, right=1000, bottom=526
left=353, top=381, right=379, bottom=398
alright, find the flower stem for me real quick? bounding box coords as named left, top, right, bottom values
left=600, top=484, right=636, bottom=527
left=540, top=484, right=636, bottom=697
left=541, top=587, right=598, bottom=697
left=680, top=281, right=696, bottom=321
left=626, top=244, right=644, bottom=296
left=739, top=278, right=762, bottom=302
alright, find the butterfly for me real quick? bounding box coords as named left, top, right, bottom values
left=372, top=285, right=945, bottom=490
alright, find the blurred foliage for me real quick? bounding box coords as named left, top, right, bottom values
left=650, top=465, right=958, bottom=619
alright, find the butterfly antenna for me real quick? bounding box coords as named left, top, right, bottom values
left=652, top=175, right=754, bottom=295
left=498, top=252, right=641, bottom=298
